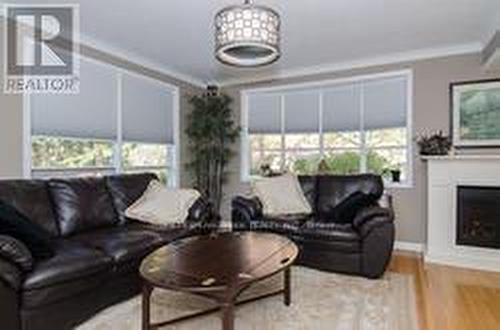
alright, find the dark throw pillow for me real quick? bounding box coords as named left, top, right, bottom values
left=327, top=192, right=377, bottom=224
left=0, top=200, right=54, bottom=259
left=0, top=235, right=34, bottom=271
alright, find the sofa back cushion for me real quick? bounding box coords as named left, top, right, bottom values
left=315, top=175, right=383, bottom=219
left=49, top=177, right=118, bottom=236
left=0, top=180, right=59, bottom=236
left=0, top=202, right=54, bottom=260
left=106, top=173, right=158, bottom=225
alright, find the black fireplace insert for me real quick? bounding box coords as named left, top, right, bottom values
left=457, top=186, right=500, bottom=249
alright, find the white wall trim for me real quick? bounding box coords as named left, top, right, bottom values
left=171, top=87, right=181, bottom=188
left=219, top=42, right=482, bottom=87
left=395, top=241, right=424, bottom=253
left=425, top=252, right=500, bottom=273
left=241, top=69, right=413, bottom=94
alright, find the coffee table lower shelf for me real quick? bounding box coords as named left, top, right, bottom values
left=142, top=268, right=292, bottom=330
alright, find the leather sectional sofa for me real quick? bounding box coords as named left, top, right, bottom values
left=0, top=173, right=213, bottom=330
left=232, top=174, right=395, bottom=279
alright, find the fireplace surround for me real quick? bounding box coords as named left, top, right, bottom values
left=425, top=155, right=500, bottom=272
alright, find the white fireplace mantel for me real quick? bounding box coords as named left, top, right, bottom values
left=425, top=155, right=500, bottom=272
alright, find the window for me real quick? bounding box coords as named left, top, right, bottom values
left=31, top=136, right=115, bottom=179
left=29, top=57, right=179, bottom=186
left=122, top=143, right=172, bottom=184
left=242, top=71, right=412, bottom=187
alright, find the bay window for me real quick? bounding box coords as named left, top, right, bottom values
left=242, top=70, right=412, bottom=187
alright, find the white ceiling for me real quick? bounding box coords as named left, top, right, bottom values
left=3, top=0, right=500, bottom=86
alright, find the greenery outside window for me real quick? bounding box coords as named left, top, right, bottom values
left=122, top=143, right=171, bottom=184
left=31, top=137, right=174, bottom=184
left=31, top=136, right=115, bottom=179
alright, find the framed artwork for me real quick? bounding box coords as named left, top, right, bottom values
left=451, top=79, right=500, bottom=148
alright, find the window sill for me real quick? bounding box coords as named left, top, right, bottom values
left=385, top=182, right=413, bottom=189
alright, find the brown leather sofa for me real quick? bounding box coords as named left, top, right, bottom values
left=232, top=175, right=395, bottom=279
left=0, top=173, right=213, bottom=330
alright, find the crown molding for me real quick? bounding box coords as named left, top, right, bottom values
left=0, top=7, right=207, bottom=88
left=217, top=42, right=484, bottom=87
left=78, top=35, right=207, bottom=88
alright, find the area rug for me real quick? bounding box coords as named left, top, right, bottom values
left=78, top=267, right=418, bottom=330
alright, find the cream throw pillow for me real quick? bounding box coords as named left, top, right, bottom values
left=252, top=174, right=312, bottom=216
left=125, top=180, right=201, bottom=225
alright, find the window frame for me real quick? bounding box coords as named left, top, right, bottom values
left=240, top=69, right=414, bottom=188
left=23, top=57, right=180, bottom=188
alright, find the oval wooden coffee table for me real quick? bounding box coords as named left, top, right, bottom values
left=139, top=231, right=299, bottom=330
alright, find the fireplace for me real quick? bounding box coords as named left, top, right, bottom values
left=457, top=186, right=500, bottom=249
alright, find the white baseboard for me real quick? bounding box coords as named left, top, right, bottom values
left=424, top=252, right=500, bottom=273
left=394, top=241, right=424, bottom=253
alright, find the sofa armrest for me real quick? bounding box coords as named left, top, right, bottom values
left=0, top=235, right=34, bottom=272
left=352, top=206, right=394, bottom=236
left=352, top=206, right=395, bottom=278
left=231, top=196, right=263, bottom=231
left=0, top=256, right=23, bottom=291
left=186, top=197, right=217, bottom=232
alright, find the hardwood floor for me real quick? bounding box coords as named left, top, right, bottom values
left=389, top=251, right=500, bottom=330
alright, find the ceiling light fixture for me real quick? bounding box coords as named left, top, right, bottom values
left=215, top=0, right=281, bottom=67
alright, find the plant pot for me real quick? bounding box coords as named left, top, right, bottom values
left=391, top=170, right=401, bottom=183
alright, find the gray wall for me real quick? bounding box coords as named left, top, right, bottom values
left=221, top=53, right=500, bottom=244
left=0, top=17, right=204, bottom=186
left=0, top=17, right=24, bottom=179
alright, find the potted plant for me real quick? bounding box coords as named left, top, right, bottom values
left=416, top=131, right=452, bottom=156
left=382, top=167, right=402, bottom=183
left=186, top=86, right=240, bottom=216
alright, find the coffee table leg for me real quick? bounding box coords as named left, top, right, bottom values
left=221, top=302, right=234, bottom=330
left=142, top=283, right=153, bottom=330
left=284, top=267, right=291, bottom=306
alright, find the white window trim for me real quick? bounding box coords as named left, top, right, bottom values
left=23, top=54, right=181, bottom=188
left=240, top=69, right=414, bottom=189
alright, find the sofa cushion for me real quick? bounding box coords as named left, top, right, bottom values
left=22, top=270, right=112, bottom=309
left=252, top=174, right=312, bottom=216
left=106, top=173, right=158, bottom=225
left=49, top=177, right=118, bottom=236
left=323, top=191, right=379, bottom=224
left=23, top=240, right=112, bottom=290
left=71, top=226, right=166, bottom=264
left=297, top=221, right=361, bottom=253
left=316, top=175, right=383, bottom=220
left=125, top=180, right=201, bottom=225
left=126, top=220, right=190, bottom=244
left=254, top=214, right=311, bottom=236
left=0, top=180, right=59, bottom=236
left=0, top=201, right=54, bottom=260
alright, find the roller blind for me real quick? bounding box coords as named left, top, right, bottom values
left=248, top=93, right=281, bottom=134
left=246, top=74, right=408, bottom=135
left=364, top=77, right=407, bottom=130
left=122, top=73, right=175, bottom=144
left=284, top=90, right=320, bottom=133
left=323, top=84, right=361, bottom=132
left=31, top=58, right=118, bottom=139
